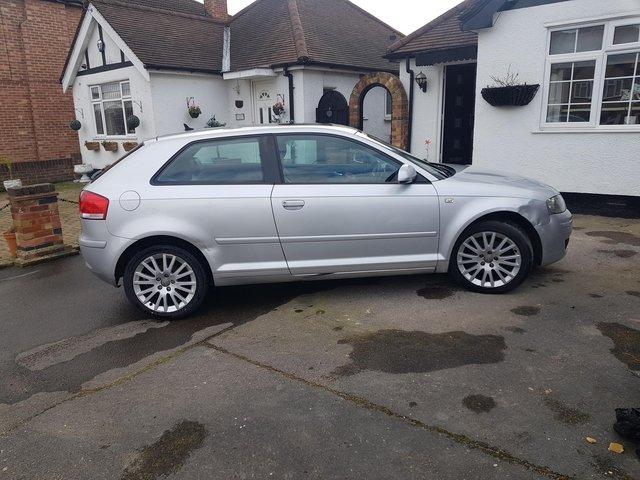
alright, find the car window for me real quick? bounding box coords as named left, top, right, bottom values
left=276, top=134, right=401, bottom=184
left=155, top=137, right=265, bottom=184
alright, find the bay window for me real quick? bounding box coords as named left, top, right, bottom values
left=90, top=81, right=134, bottom=137
left=543, top=18, right=640, bottom=129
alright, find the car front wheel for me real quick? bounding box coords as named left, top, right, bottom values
left=449, top=221, right=533, bottom=294
left=123, top=245, right=208, bottom=319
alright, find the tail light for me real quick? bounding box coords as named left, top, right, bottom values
left=80, top=191, right=109, bottom=220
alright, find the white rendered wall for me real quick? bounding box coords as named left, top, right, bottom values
left=399, top=58, right=445, bottom=160
left=72, top=65, right=154, bottom=169
left=474, top=0, right=640, bottom=196
left=150, top=72, right=229, bottom=134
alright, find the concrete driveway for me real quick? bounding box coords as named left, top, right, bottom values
left=0, top=214, right=638, bottom=480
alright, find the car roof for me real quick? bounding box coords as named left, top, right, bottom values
left=151, top=124, right=360, bottom=144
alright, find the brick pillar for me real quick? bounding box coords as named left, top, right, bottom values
left=8, top=183, right=75, bottom=266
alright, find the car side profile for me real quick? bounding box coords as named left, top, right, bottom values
left=79, top=125, right=572, bottom=318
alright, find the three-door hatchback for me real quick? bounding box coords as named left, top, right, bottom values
left=80, top=125, right=572, bottom=318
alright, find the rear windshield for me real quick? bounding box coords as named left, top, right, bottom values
left=90, top=142, right=144, bottom=181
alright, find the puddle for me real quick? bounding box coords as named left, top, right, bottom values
left=597, top=322, right=640, bottom=370
left=462, top=394, right=496, bottom=414
left=586, top=231, right=640, bottom=247
left=598, top=249, right=638, bottom=259
left=511, top=306, right=540, bottom=317
left=543, top=397, right=590, bottom=426
left=122, top=420, right=207, bottom=480
left=416, top=277, right=459, bottom=300
left=332, top=329, right=506, bottom=376
left=0, top=281, right=349, bottom=404
left=504, top=326, right=526, bottom=334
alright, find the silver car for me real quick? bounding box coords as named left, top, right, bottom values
left=79, top=125, right=572, bottom=318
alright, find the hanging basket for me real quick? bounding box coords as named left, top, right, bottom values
left=481, top=84, right=540, bottom=107
left=126, top=115, right=140, bottom=131
left=69, top=119, right=82, bottom=131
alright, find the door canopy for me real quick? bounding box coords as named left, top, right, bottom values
left=349, top=72, right=409, bottom=150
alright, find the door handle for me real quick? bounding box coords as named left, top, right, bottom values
left=282, top=200, right=305, bottom=211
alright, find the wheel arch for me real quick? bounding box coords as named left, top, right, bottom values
left=448, top=211, right=543, bottom=266
left=115, top=235, right=214, bottom=285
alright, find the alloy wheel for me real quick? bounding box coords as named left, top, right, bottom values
left=132, top=253, right=197, bottom=313
left=456, top=231, right=522, bottom=289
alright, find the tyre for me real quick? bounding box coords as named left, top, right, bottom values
left=449, top=220, right=533, bottom=294
left=123, top=245, right=208, bottom=319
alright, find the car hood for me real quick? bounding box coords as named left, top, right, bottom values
left=437, top=165, right=559, bottom=200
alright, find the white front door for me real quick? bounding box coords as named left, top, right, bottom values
left=254, top=83, right=274, bottom=125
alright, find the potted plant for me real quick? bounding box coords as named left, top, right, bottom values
left=187, top=98, right=202, bottom=118
left=0, top=156, right=21, bottom=191
left=123, top=141, right=139, bottom=152
left=2, top=227, right=17, bottom=258
left=102, top=140, right=119, bottom=152
left=481, top=67, right=540, bottom=107
left=206, top=116, right=226, bottom=128
left=272, top=98, right=285, bottom=120
left=85, top=141, right=100, bottom=151
left=69, top=119, right=82, bottom=131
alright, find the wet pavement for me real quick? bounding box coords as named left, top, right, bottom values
left=0, top=214, right=639, bottom=479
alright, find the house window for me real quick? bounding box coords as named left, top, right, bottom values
left=384, top=90, right=392, bottom=120
left=543, top=18, right=640, bottom=129
left=90, top=81, right=134, bottom=136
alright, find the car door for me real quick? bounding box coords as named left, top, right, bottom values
left=270, top=133, right=440, bottom=276
left=150, top=134, right=288, bottom=285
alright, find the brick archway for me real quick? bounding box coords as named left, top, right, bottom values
left=349, top=72, right=409, bottom=150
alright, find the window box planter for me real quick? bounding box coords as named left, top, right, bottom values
left=123, top=141, right=139, bottom=152
left=102, top=141, right=119, bottom=152
left=481, top=84, right=540, bottom=107
left=85, top=141, right=100, bottom=151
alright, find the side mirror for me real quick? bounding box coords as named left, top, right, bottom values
left=397, top=164, right=417, bottom=184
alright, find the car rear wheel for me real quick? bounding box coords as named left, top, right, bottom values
left=123, top=245, right=208, bottom=319
left=449, top=221, right=533, bottom=294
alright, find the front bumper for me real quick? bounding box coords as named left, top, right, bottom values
left=536, top=209, right=573, bottom=266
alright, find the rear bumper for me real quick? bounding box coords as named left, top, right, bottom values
left=536, top=209, right=573, bottom=266
left=80, top=220, right=128, bottom=286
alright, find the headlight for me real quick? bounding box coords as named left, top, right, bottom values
left=546, top=195, right=566, bottom=214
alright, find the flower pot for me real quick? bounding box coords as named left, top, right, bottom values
left=481, top=84, right=540, bottom=107
left=189, top=111, right=200, bottom=119
left=3, top=229, right=17, bottom=258
left=74, top=163, right=93, bottom=183
left=102, top=141, right=119, bottom=152
left=3, top=179, right=22, bottom=190
left=123, top=141, right=139, bottom=152
left=85, top=141, right=100, bottom=151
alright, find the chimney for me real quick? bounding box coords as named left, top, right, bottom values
left=204, top=0, right=229, bottom=20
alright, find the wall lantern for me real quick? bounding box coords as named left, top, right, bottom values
left=415, top=71, right=428, bottom=93
left=96, top=38, right=105, bottom=53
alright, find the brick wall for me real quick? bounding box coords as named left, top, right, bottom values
left=0, top=0, right=82, bottom=184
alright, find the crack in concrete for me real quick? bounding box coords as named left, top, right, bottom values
left=204, top=343, right=574, bottom=480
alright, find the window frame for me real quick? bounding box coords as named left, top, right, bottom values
left=89, top=80, right=136, bottom=139
left=150, top=134, right=279, bottom=186
left=273, top=132, right=424, bottom=185
left=540, top=17, right=640, bottom=132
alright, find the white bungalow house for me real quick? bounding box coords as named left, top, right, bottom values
left=387, top=0, right=640, bottom=215
left=62, top=0, right=402, bottom=168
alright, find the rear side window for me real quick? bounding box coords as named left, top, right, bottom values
left=276, top=134, right=400, bottom=184
left=154, top=137, right=267, bottom=184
